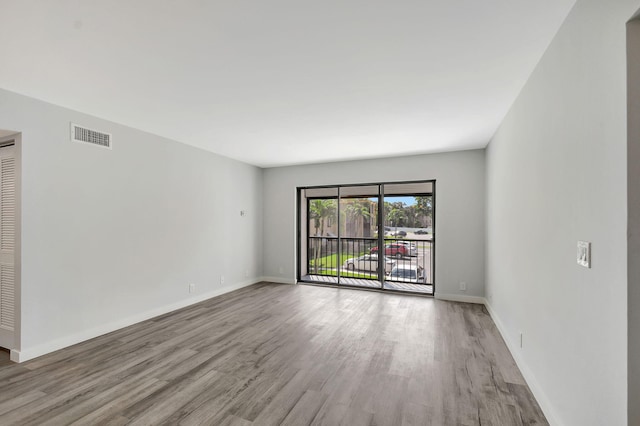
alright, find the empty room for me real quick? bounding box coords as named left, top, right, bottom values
left=0, top=0, right=638, bottom=425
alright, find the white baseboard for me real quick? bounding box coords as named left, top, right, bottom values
left=483, top=301, right=563, bottom=426
left=260, top=276, right=296, bottom=285
left=435, top=293, right=486, bottom=304
left=11, top=278, right=261, bottom=363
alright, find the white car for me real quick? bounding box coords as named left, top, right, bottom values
left=343, top=254, right=396, bottom=273
left=394, top=241, right=417, bottom=256
left=387, top=265, right=425, bottom=283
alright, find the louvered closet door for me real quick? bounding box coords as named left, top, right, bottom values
left=0, top=145, right=15, bottom=348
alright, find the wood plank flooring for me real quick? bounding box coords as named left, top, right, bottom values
left=0, top=283, right=547, bottom=425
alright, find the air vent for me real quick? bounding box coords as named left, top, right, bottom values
left=71, top=123, right=112, bottom=149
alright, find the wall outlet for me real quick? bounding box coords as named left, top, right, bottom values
left=278, top=266, right=284, bottom=275
left=189, top=283, right=195, bottom=293
left=519, top=331, right=523, bottom=348
left=220, top=275, right=225, bottom=284
left=245, top=269, right=249, bottom=278
left=459, top=281, right=467, bottom=291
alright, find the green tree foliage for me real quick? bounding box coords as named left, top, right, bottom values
left=384, top=197, right=432, bottom=228
left=342, top=199, right=372, bottom=237
left=387, top=206, right=408, bottom=228
left=415, top=196, right=433, bottom=227
left=309, top=199, right=336, bottom=236
left=309, top=199, right=337, bottom=274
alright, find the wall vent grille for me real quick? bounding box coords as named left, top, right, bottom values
left=71, top=123, right=112, bottom=149
left=0, top=264, right=14, bottom=330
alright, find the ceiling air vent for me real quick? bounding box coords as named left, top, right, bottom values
left=70, top=123, right=112, bottom=149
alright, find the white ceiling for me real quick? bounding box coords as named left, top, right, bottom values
left=0, top=0, right=575, bottom=167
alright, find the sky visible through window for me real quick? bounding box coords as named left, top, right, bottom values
left=369, top=196, right=417, bottom=206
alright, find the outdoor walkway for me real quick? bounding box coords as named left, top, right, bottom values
left=302, top=274, right=434, bottom=295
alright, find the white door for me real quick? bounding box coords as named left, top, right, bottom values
left=0, top=145, right=16, bottom=348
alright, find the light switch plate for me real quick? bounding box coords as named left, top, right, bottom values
left=577, top=241, right=591, bottom=268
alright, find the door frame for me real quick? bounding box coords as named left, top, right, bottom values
left=297, top=179, right=436, bottom=295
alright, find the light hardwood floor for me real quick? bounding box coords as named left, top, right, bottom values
left=0, top=283, right=547, bottom=425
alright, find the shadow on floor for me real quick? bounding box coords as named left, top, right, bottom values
left=0, top=347, right=11, bottom=366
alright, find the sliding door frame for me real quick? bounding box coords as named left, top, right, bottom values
left=297, top=179, right=436, bottom=296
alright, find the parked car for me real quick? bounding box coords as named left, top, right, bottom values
left=415, top=229, right=429, bottom=235
left=392, top=230, right=407, bottom=237
left=395, top=241, right=417, bottom=253
left=388, top=265, right=425, bottom=283
left=370, top=243, right=411, bottom=257
left=343, top=254, right=396, bottom=273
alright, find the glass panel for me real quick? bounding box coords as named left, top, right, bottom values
left=341, top=197, right=377, bottom=239
left=339, top=188, right=379, bottom=282
left=383, top=191, right=433, bottom=291
left=300, top=181, right=434, bottom=295
left=308, top=195, right=338, bottom=278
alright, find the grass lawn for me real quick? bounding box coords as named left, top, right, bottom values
left=313, top=269, right=377, bottom=279
left=309, top=251, right=379, bottom=279
left=309, top=252, right=367, bottom=269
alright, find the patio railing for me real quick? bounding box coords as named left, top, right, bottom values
left=307, top=236, right=433, bottom=285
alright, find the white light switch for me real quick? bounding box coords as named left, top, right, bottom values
left=577, top=241, right=591, bottom=268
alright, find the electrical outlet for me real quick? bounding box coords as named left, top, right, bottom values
left=245, top=270, right=249, bottom=278
left=220, top=275, right=225, bottom=284
left=519, top=332, right=523, bottom=348
left=278, top=266, right=284, bottom=275
left=189, top=283, right=195, bottom=293
left=459, top=281, right=467, bottom=291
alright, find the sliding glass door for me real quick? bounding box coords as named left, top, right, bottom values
left=306, top=188, right=338, bottom=280
left=338, top=185, right=381, bottom=287
left=298, top=180, right=435, bottom=295
left=382, top=183, right=434, bottom=292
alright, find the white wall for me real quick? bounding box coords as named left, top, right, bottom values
left=627, top=17, right=640, bottom=426
left=0, top=88, right=264, bottom=361
left=486, top=0, right=639, bottom=424
left=262, top=150, right=486, bottom=301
